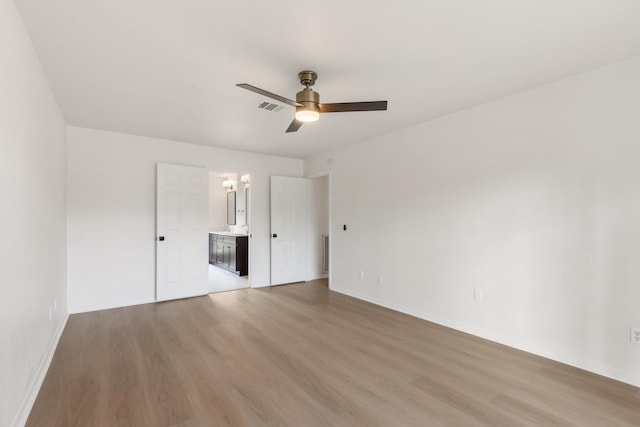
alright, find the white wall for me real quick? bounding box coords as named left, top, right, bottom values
left=208, top=173, right=227, bottom=231
left=308, top=175, right=329, bottom=280
left=0, top=1, right=68, bottom=426
left=67, top=126, right=302, bottom=313
left=305, top=57, right=640, bottom=387
left=235, top=180, right=248, bottom=229
left=209, top=172, right=249, bottom=232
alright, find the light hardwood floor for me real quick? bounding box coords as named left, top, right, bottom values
left=27, top=279, right=640, bottom=426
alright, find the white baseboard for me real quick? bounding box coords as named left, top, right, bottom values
left=12, top=313, right=69, bottom=427
left=69, top=297, right=156, bottom=314
left=251, top=283, right=271, bottom=289
left=330, top=285, right=640, bottom=388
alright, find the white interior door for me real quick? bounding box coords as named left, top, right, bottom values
left=271, top=176, right=309, bottom=285
left=156, top=163, right=208, bottom=301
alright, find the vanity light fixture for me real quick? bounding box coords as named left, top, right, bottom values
left=222, top=179, right=235, bottom=191
left=240, top=174, right=251, bottom=188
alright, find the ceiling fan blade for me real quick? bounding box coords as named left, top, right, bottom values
left=319, top=101, right=388, bottom=113
left=236, top=83, right=302, bottom=107
left=285, top=118, right=303, bottom=133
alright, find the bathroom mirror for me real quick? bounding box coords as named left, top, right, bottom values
left=227, top=191, right=236, bottom=225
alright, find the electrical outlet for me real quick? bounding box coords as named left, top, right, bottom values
left=631, top=327, right=640, bottom=345
left=377, top=275, right=383, bottom=285
left=358, top=271, right=364, bottom=280
left=474, top=288, right=483, bottom=303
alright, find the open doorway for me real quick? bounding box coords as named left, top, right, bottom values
left=309, top=174, right=330, bottom=285
left=208, top=171, right=251, bottom=293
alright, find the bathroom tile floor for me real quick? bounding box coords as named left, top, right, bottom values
left=208, top=264, right=249, bottom=293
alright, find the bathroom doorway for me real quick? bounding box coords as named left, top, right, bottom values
left=207, top=171, right=251, bottom=293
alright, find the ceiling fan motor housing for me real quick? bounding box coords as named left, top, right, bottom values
left=296, top=87, right=320, bottom=115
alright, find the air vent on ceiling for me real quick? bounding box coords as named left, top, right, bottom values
left=257, top=101, right=284, bottom=112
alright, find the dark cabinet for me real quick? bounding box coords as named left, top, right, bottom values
left=208, top=233, right=248, bottom=276
left=209, top=236, right=215, bottom=264
left=216, top=242, right=223, bottom=264
left=224, top=244, right=235, bottom=270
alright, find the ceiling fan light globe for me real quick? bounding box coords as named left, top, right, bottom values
left=295, top=109, right=320, bottom=122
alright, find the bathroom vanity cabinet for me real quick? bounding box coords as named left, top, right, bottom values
left=209, top=232, right=248, bottom=276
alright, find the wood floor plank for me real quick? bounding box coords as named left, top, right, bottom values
left=27, top=279, right=640, bottom=426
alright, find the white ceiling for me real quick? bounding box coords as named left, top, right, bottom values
left=14, top=0, right=640, bottom=159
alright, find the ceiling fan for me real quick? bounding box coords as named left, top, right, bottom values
left=236, top=70, right=388, bottom=133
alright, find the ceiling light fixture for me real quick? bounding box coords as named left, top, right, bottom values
left=295, top=106, right=320, bottom=122
left=294, top=85, right=320, bottom=123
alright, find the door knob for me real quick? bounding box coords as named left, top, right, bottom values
left=272, top=234, right=278, bottom=238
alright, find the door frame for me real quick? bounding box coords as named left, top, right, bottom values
left=306, top=170, right=332, bottom=288
left=207, top=168, right=255, bottom=288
